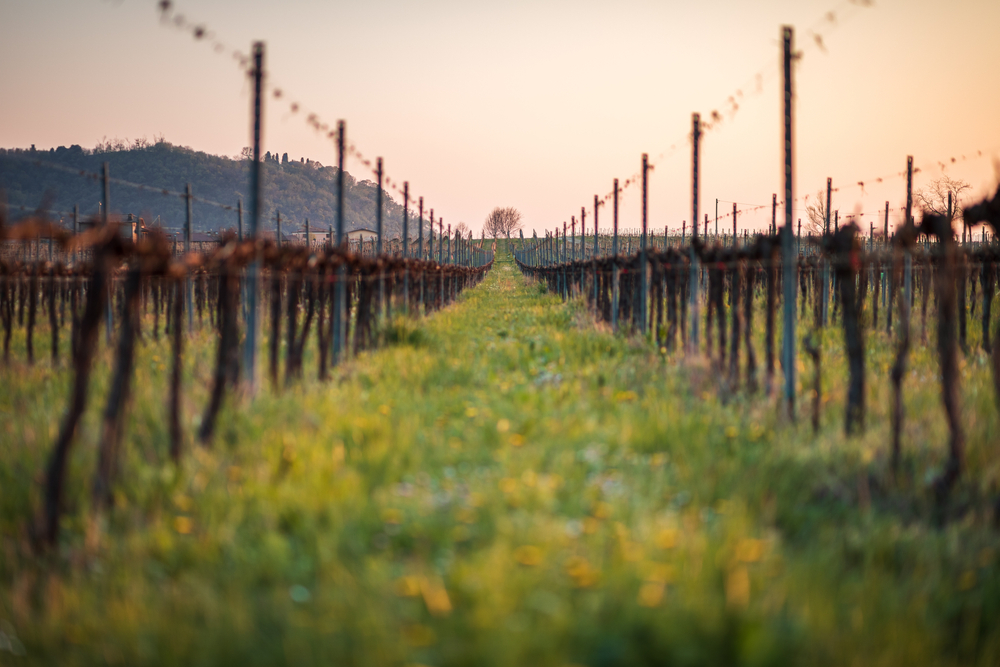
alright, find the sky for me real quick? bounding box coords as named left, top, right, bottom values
left=2, top=0, right=999, bottom=236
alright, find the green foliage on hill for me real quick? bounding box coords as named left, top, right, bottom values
left=0, top=140, right=428, bottom=238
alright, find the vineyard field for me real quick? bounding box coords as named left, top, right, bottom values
left=2, top=245, right=999, bottom=666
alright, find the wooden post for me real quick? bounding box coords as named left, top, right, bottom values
left=825, top=178, right=832, bottom=234
left=690, top=113, right=701, bottom=352
left=402, top=183, right=409, bottom=259
left=374, top=158, right=385, bottom=313
left=904, top=156, right=913, bottom=307
left=733, top=202, right=737, bottom=246
left=884, top=201, right=889, bottom=240
left=185, top=183, right=193, bottom=332
left=950, top=191, right=959, bottom=244
left=245, top=39, right=265, bottom=380
left=402, top=182, right=410, bottom=314
left=771, top=193, right=777, bottom=235
left=376, top=158, right=384, bottom=255
left=781, top=26, right=796, bottom=417
left=821, top=178, right=831, bottom=326
left=332, top=119, right=347, bottom=365
left=102, top=162, right=113, bottom=343
left=641, top=152, right=649, bottom=334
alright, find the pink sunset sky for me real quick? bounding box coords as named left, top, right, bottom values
left=2, top=0, right=999, bottom=235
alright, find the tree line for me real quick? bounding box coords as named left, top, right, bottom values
left=0, top=139, right=433, bottom=239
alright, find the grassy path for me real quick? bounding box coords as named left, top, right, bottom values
left=2, top=248, right=999, bottom=666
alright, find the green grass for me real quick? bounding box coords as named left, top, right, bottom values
left=1, top=244, right=999, bottom=666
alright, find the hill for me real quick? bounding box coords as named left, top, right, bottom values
left=0, top=139, right=429, bottom=239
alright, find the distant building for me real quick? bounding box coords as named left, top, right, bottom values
left=288, top=230, right=329, bottom=245
left=78, top=213, right=144, bottom=241
left=346, top=228, right=377, bottom=242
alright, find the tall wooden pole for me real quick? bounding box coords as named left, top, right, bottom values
left=822, top=177, right=832, bottom=325
left=771, top=193, right=776, bottom=235
left=690, top=113, right=701, bottom=351
left=418, top=196, right=424, bottom=259
left=336, top=121, right=346, bottom=247
left=243, top=41, right=264, bottom=391
left=641, top=153, right=649, bottom=333
left=185, top=183, right=193, bottom=332
left=733, top=202, right=737, bottom=246
left=904, top=156, right=913, bottom=307
left=402, top=182, right=409, bottom=259
left=102, top=162, right=112, bottom=343
left=781, top=26, right=796, bottom=417
left=376, top=158, right=384, bottom=255
left=332, top=120, right=347, bottom=365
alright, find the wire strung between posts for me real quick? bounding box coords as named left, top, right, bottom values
left=562, top=0, right=878, bottom=222
left=551, top=141, right=998, bottom=239
left=154, top=0, right=449, bottom=229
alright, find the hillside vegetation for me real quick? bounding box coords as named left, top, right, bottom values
left=0, top=139, right=424, bottom=237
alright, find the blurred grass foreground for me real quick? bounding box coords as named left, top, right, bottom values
left=2, top=243, right=999, bottom=666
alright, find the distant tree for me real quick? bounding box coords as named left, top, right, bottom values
left=916, top=174, right=971, bottom=228
left=455, top=221, right=470, bottom=237
left=804, top=190, right=828, bottom=236
left=265, top=151, right=272, bottom=162
left=282, top=152, right=289, bottom=165
left=483, top=206, right=522, bottom=238
left=240, top=147, right=253, bottom=161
